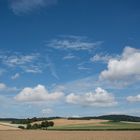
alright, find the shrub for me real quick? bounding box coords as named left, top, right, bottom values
left=26, top=123, right=32, bottom=129
left=32, top=123, right=39, bottom=129
left=48, top=121, right=54, bottom=127
left=18, top=126, right=25, bottom=129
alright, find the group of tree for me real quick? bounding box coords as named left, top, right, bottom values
left=12, top=117, right=41, bottom=124
left=18, top=120, right=54, bottom=130
left=11, top=117, right=60, bottom=124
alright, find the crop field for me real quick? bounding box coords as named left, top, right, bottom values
left=47, top=119, right=140, bottom=130
left=34, top=119, right=109, bottom=126
left=1, top=119, right=140, bottom=131
left=0, top=130, right=140, bottom=140
left=0, top=120, right=140, bottom=140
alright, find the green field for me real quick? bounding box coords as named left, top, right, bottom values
left=48, top=121, right=140, bottom=131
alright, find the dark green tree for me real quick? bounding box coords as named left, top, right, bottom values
left=26, top=123, right=32, bottom=129
left=32, top=123, right=39, bottom=129
left=18, top=126, right=25, bottom=129
left=48, top=121, right=54, bottom=127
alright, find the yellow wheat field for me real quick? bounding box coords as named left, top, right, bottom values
left=0, top=130, right=139, bottom=140
left=51, top=119, right=109, bottom=126
left=33, top=119, right=109, bottom=126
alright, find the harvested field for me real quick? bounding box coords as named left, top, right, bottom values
left=34, top=119, right=109, bottom=126
left=52, top=119, right=109, bottom=126
left=0, top=130, right=139, bottom=140
left=0, top=124, right=19, bottom=130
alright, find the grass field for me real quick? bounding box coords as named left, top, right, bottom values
left=0, top=130, right=140, bottom=140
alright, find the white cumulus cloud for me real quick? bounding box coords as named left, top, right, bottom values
left=127, top=94, right=140, bottom=102
left=66, top=87, right=117, bottom=107
left=100, top=47, right=140, bottom=85
left=15, top=84, right=64, bottom=102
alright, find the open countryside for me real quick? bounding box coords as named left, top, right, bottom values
left=0, top=0, right=140, bottom=140
left=1, top=115, right=140, bottom=131
left=0, top=115, right=140, bottom=140
left=0, top=131, right=140, bottom=140
left=0, top=116, right=140, bottom=140
left=0, top=120, right=140, bottom=140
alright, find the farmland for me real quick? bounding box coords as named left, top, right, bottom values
left=1, top=118, right=140, bottom=131
left=0, top=123, right=19, bottom=130
left=47, top=119, right=140, bottom=130
left=0, top=119, right=140, bottom=140
left=0, top=130, right=140, bottom=140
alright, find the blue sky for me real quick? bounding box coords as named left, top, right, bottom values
left=0, top=0, right=140, bottom=118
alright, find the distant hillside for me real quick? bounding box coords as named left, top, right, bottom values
left=0, top=115, right=140, bottom=123
left=68, top=115, right=140, bottom=122
left=97, top=115, right=140, bottom=122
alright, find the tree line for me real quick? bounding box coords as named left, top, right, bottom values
left=11, top=117, right=60, bottom=124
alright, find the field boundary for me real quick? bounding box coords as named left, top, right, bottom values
left=48, top=128, right=140, bottom=131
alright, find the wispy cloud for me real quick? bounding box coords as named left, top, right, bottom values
left=63, top=53, right=76, bottom=60
left=0, top=51, right=43, bottom=74
left=0, top=83, right=7, bottom=90
left=47, top=36, right=102, bottom=51
left=90, top=53, right=115, bottom=63
left=3, top=53, right=39, bottom=67
left=54, top=75, right=117, bottom=96
left=11, top=73, right=20, bottom=80
left=78, top=66, right=91, bottom=71
left=0, top=69, right=5, bottom=76
left=46, top=56, right=59, bottom=79
left=0, top=83, right=18, bottom=92
left=9, top=0, right=58, bottom=15
left=41, top=108, right=53, bottom=116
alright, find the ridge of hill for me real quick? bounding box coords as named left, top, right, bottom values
left=0, top=115, right=140, bottom=123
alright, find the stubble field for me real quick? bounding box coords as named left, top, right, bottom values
left=0, top=124, right=19, bottom=130
left=0, top=130, right=140, bottom=140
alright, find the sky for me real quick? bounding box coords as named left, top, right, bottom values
left=0, top=0, right=140, bottom=118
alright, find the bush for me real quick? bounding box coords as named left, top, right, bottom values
left=26, top=123, right=32, bottom=129
left=48, top=121, right=54, bottom=127
left=18, top=126, right=25, bottom=129
left=32, top=123, right=40, bottom=129
left=41, top=121, right=49, bottom=128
